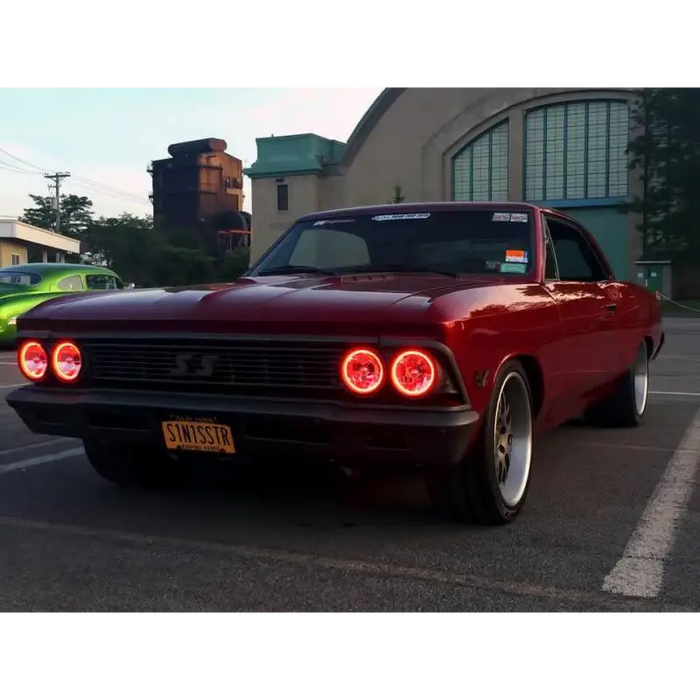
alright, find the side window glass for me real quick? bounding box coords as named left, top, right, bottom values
left=289, top=228, right=370, bottom=269
left=87, top=274, right=122, bottom=290
left=56, top=275, right=84, bottom=291
left=547, top=218, right=607, bottom=282
left=542, top=218, right=559, bottom=280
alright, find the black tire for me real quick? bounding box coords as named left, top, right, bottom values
left=83, top=438, right=185, bottom=489
left=584, top=341, right=649, bottom=428
left=426, top=360, right=534, bottom=526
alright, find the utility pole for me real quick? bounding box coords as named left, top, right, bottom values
left=43, top=172, right=71, bottom=233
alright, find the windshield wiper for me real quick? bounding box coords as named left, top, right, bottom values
left=255, top=263, right=459, bottom=279
left=341, top=265, right=458, bottom=278
left=255, top=264, right=337, bottom=277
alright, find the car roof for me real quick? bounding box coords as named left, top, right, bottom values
left=0, top=263, right=118, bottom=276
left=296, top=201, right=542, bottom=222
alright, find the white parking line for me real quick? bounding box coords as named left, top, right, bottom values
left=0, top=448, right=85, bottom=475
left=0, top=438, right=75, bottom=459
left=656, top=354, right=700, bottom=362
left=0, top=361, right=16, bottom=365
left=650, top=391, right=700, bottom=397
left=0, top=516, right=693, bottom=610
left=0, top=384, right=25, bottom=389
left=602, top=406, right=700, bottom=599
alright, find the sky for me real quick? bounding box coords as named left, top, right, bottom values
left=0, top=88, right=382, bottom=220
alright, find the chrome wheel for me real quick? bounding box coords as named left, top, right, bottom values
left=634, top=345, right=649, bottom=415
left=493, top=371, right=532, bottom=508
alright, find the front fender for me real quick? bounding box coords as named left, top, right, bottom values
left=0, top=292, right=67, bottom=335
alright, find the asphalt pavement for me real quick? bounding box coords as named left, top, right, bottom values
left=1, top=319, right=699, bottom=611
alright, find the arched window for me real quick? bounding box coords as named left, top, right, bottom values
left=453, top=121, right=509, bottom=201
left=524, top=100, right=630, bottom=202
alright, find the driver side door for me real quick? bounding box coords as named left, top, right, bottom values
left=543, top=214, right=617, bottom=403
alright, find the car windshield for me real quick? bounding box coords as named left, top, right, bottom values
left=0, top=271, right=42, bottom=287
left=249, top=209, right=535, bottom=278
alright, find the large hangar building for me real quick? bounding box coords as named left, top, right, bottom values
left=245, top=88, right=640, bottom=279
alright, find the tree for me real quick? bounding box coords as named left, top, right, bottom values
left=625, top=88, right=700, bottom=254
left=213, top=247, right=251, bottom=282
left=80, top=213, right=251, bottom=288
left=20, top=194, right=95, bottom=239
left=81, top=213, right=153, bottom=268
left=21, top=188, right=253, bottom=288
left=390, top=185, right=406, bottom=203
left=82, top=214, right=168, bottom=286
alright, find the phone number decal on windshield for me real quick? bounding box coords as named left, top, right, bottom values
left=492, top=212, right=529, bottom=223
left=372, top=213, right=432, bottom=221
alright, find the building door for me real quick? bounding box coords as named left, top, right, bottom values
left=645, top=265, right=663, bottom=294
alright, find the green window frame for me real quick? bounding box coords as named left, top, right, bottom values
left=524, top=100, right=630, bottom=202
left=453, top=120, right=509, bottom=201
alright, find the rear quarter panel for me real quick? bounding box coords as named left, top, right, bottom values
left=0, top=291, right=64, bottom=335
left=616, top=281, right=663, bottom=366
left=17, top=288, right=124, bottom=320
left=6, top=287, right=126, bottom=340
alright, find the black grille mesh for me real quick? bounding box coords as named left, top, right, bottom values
left=81, top=339, right=346, bottom=391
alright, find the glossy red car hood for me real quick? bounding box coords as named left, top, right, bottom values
left=19, top=274, right=503, bottom=335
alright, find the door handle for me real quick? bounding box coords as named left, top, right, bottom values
left=604, top=303, right=617, bottom=313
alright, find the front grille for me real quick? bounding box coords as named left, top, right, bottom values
left=82, top=339, right=346, bottom=393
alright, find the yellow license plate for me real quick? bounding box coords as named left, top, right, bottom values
left=161, top=420, right=236, bottom=454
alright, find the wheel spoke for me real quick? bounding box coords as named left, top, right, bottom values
left=493, top=372, right=533, bottom=508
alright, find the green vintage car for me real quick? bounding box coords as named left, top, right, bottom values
left=0, top=262, right=125, bottom=345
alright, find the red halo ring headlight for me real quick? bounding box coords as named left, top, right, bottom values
left=340, top=347, right=385, bottom=396
left=390, top=349, right=438, bottom=398
left=18, top=341, right=49, bottom=381
left=52, top=341, right=82, bottom=382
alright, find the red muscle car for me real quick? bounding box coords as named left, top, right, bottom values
left=4, top=202, right=663, bottom=526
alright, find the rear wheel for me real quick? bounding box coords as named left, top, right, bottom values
left=584, top=341, right=649, bottom=428
left=426, top=360, right=534, bottom=525
left=83, top=438, right=185, bottom=488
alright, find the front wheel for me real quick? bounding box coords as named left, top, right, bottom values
left=426, top=360, right=534, bottom=526
left=84, top=438, right=185, bottom=488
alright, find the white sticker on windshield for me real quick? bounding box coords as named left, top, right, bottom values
left=510, top=213, right=529, bottom=223
left=312, top=218, right=355, bottom=226
left=372, top=213, right=431, bottom=221
left=492, top=212, right=511, bottom=222
left=505, top=249, right=529, bottom=264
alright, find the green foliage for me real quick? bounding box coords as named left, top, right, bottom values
left=20, top=194, right=94, bottom=239
left=80, top=212, right=250, bottom=288
left=20, top=191, right=252, bottom=288
left=390, top=185, right=405, bottom=203
left=213, top=247, right=252, bottom=281
left=625, top=88, right=700, bottom=255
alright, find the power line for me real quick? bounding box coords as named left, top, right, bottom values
left=0, top=162, right=149, bottom=207
left=44, top=172, right=71, bottom=233
left=0, top=147, right=150, bottom=206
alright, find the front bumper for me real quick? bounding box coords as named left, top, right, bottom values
left=5, top=387, right=480, bottom=469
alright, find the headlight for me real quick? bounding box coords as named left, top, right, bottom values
left=7, top=316, right=18, bottom=325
